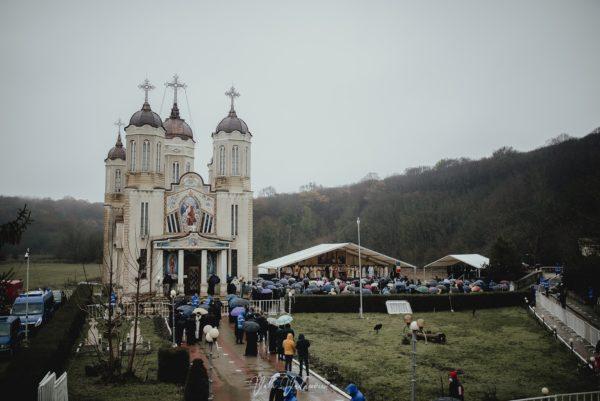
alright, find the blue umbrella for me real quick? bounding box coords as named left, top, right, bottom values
left=261, top=288, right=273, bottom=294
left=230, top=306, right=245, bottom=316
left=360, top=288, right=372, bottom=295
left=267, top=285, right=277, bottom=290
left=276, top=314, right=293, bottom=325
left=229, top=298, right=250, bottom=308
left=177, top=304, right=194, bottom=316
left=226, top=294, right=238, bottom=302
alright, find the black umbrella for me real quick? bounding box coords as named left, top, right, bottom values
left=229, top=298, right=250, bottom=308
left=243, top=320, right=260, bottom=333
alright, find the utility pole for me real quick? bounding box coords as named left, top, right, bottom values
left=24, top=248, right=30, bottom=347
left=411, top=330, right=417, bottom=401
left=357, top=218, right=363, bottom=319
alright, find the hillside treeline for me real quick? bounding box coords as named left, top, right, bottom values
left=254, top=132, right=600, bottom=270
left=0, top=196, right=103, bottom=263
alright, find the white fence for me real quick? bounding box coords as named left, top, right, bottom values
left=511, top=391, right=600, bottom=401
left=222, top=299, right=286, bottom=316
left=87, top=301, right=171, bottom=320
left=38, top=371, right=68, bottom=401
left=537, top=293, right=600, bottom=347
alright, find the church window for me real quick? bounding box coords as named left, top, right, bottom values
left=166, top=212, right=181, bottom=233
left=219, top=146, right=226, bottom=176
left=244, top=147, right=249, bottom=177
left=115, top=169, right=122, bottom=192
left=232, top=146, right=240, bottom=176
left=156, top=143, right=161, bottom=172
left=142, top=140, right=150, bottom=172
left=172, top=162, right=180, bottom=184
left=231, top=204, right=238, bottom=236
left=185, top=162, right=191, bottom=173
left=130, top=141, right=136, bottom=171
left=140, top=202, right=149, bottom=237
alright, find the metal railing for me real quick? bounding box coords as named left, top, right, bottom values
left=537, top=293, right=600, bottom=347
left=87, top=301, right=171, bottom=320
left=222, top=298, right=286, bottom=316
left=511, top=391, right=600, bottom=401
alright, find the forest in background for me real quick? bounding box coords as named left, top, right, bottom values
left=1, top=131, right=599, bottom=273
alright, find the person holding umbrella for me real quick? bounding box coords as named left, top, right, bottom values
left=449, top=371, right=464, bottom=400
left=276, top=325, right=286, bottom=360
left=268, top=319, right=278, bottom=354
left=244, top=319, right=260, bottom=356
left=283, top=333, right=296, bottom=372
left=236, top=311, right=246, bottom=344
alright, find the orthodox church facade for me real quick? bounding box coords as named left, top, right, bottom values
left=103, top=76, right=253, bottom=296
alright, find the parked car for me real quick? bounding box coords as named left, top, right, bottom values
left=11, top=290, right=54, bottom=333
left=52, top=290, right=66, bottom=310
left=0, top=316, right=24, bottom=356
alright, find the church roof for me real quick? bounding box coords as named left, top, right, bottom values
left=215, top=109, right=251, bottom=135
left=164, top=103, right=194, bottom=141
left=107, top=132, right=126, bottom=160
left=129, top=101, right=164, bottom=129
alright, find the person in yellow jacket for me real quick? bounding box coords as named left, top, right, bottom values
left=282, top=333, right=296, bottom=372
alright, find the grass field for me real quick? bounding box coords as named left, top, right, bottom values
left=0, top=262, right=101, bottom=289
left=67, top=317, right=183, bottom=401
left=292, top=308, right=599, bottom=401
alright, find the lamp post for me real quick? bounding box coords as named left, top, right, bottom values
left=170, top=289, right=177, bottom=347
left=357, top=217, right=363, bottom=319
left=24, top=249, right=30, bottom=347
left=409, top=320, right=422, bottom=401
left=205, top=327, right=220, bottom=400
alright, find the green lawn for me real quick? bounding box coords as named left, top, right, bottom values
left=292, top=308, right=599, bottom=401
left=67, top=317, right=183, bottom=401
left=0, top=262, right=101, bottom=289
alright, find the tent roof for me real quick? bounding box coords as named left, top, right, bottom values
left=424, top=254, right=489, bottom=269
left=257, top=242, right=416, bottom=270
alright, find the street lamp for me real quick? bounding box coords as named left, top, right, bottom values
left=205, top=327, right=220, bottom=400
left=409, top=319, right=424, bottom=401
left=357, top=217, right=363, bottom=319
left=170, top=289, right=177, bottom=347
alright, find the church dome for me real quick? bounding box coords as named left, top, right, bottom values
left=129, top=101, right=163, bottom=128
left=164, top=103, right=194, bottom=140
left=107, top=133, right=126, bottom=160
left=215, top=109, right=250, bottom=135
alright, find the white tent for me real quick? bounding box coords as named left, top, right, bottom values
left=257, top=242, right=415, bottom=275
left=424, top=254, right=489, bottom=269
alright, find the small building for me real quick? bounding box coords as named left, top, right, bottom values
left=257, top=243, right=415, bottom=279
left=424, top=254, right=489, bottom=279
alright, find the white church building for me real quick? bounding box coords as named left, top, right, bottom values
left=103, top=76, right=253, bottom=296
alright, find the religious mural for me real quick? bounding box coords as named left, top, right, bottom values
left=180, top=196, right=199, bottom=230
left=165, top=177, right=216, bottom=234
left=164, top=252, right=178, bottom=275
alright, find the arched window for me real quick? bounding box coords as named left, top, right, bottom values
left=244, top=147, right=249, bottom=177
left=115, top=169, right=122, bottom=192
left=185, top=162, right=191, bottom=173
left=142, top=140, right=150, bottom=172
left=130, top=140, right=136, bottom=171
left=219, top=145, right=226, bottom=176
left=172, top=161, right=180, bottom=184
left=156, top=142, right=161, bottom=172
left=232, top=145, right=239, bottom=176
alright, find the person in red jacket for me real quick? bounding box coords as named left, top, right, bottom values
left=449, top=371, right=464, bottom=400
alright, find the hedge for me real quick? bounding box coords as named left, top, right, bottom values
left=289, top=291, right=527, bottom=313
left=0, top=284, right=93, bottom=401
left=157, top=347, right=189, bottom=384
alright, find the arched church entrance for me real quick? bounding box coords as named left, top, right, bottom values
left=184, top=251, right=201, bottom=295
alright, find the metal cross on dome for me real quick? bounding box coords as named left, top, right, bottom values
left=165, top=74, right=186, bottom=104
left=114, top=118, right=124, bottom=132
left=225, top=86, right=240, bottom=111
left=138, top=78, right=155, bottom=103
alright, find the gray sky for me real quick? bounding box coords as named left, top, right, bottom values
left=1, top=0, right=599, bottom=202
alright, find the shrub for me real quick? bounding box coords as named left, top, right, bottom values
left=0, top=284, right=93, bottom=401
left=290, top=292, right=526, bottom=313
left=184, top=359, right=209, bottom=401
left=157, top=347, right=189, bottom=384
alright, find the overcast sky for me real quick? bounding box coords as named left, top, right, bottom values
left=1, top=0, right=599, bottom=202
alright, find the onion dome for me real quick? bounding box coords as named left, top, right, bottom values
left=215, top=85, right=251, bottom=135
left=107, top=132, right=126, bottom=160
left=215, top=108, right=250, bottom=135
left=129, top=101, right=163, bottom=128
left=164, top=103, right=194, bottom=140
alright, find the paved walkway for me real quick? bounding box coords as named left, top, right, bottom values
left=184, top=322, right=347, bottom=401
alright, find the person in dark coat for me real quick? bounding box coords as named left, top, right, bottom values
left=448, top=371, right=464, bottom=401
left=276, top=325, right=286, bottom=360
left=210, top=297, right=223, bottom=328
left=185, top=315, right=197, bottom=345
left=256, top=313, right=268, bottom=342
left=284, top=323, right=295, bottom=339
left=175, top=311, right=186, bottom=346
left=296, top=334, right=310, bottom=377
left=207, top=274, right=221, bottom=296
left=245, top=329, right=258, bottom=356
left=227, top=280, right=237, bottom=295
left=268, top=322, right=278, bottom=354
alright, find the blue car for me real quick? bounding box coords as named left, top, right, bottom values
left=0, top=316, right=23, bottom=356
left=11, top=290, right=54, bottom=333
